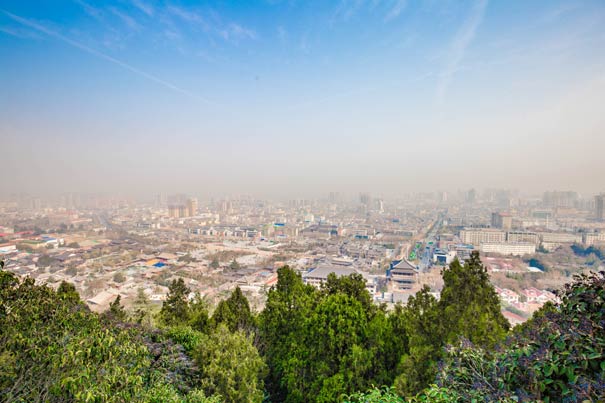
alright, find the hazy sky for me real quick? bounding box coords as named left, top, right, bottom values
left=1, top=0, right=604, bottom=199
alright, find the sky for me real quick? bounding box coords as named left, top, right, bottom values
left=1, top=0, right=604, bottom=199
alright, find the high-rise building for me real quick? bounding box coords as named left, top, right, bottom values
left=460, top=228, right=506, bottom=245
left=491, top=212, right=512, bottom=230
left=543, top=191, right=578, bottom=208
left=187, top=198, right=198, bottom=217
left=466, top=188, right=476, bottom=204
left=596, top=194, right=605, bottom=221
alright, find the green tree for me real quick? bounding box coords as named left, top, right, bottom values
left=259, top=266, right=317, bottom=402
left=209, top=258, right=220, bottom=269
left=195, top=324, right=267, bottom=403
left=439, top=252, right=509, bottom=348
left=113, top=271, right=126, bottom=283
left=212, top=287, right=255, bottom=334
left=160, top=278, right=191, bottom=326
left=105, top=295, right=127, bottom=322
left=229, top=259, right=240, bottom=270
left=394, top=286, right=441, bottom=397
left=189, top=292, right=210, bottom=333
left=57, top=281, right=81, bottom=305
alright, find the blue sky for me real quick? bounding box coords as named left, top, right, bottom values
left=1, top=0, right=604, bottom=198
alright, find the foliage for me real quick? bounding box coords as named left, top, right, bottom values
left=105, top=295, right=127, bottom=322
left=434, top=271, right=605, bottom=402
left=394, top=287, right=441, bottom=397
left=571, top=244, right=604, bottom=260
left=2, top=255, right=604, bottom=403
left=194, top=324, right=267, bottom=403
left=344, top=387, right=405, bottom=403
left=395, top=251, right=509, bottom=397
left=228, top=259, right=240, bottom=270
left=439, top=252, right=510, bottom=348
left=113, top=271, right=127, bottom=283
left=259, top=266, right=403, bottom=403
left=211, top=286, right=255, bottom=334
left=160, top=278, right=191, bottom=326
left=189, top=292, right=211, bottom=333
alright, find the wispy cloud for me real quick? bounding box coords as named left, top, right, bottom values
left=132, top=0, right=154, bottom=16
left=0, top=25, right=40, bottom=39
left=109, top=7, right=140, bottom=30
left=220, top=23, right=257, bottom=42
left=331, top=0, right=366, bottom=22
left=384, top=0, right=407, bottom=22
left=2, top=10, right=215, bottom=105
left=436, top=0, right=488, bottom=105
left=74, top=0, right=104, bottom=21
left=167, top=5, right=210, bottom=31
left=166, top=5, right=256, bottom=43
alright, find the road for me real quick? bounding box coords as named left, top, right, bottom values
left=418, top=212, right=445, bottom=271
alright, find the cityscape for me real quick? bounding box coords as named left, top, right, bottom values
left=1, top=189, right=604, bottom=326
left=1, top=0, right=605, bottom=402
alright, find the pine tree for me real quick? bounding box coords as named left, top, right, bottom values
left=160, top=278, right=191, bottom=326
left=439, top=251, right=509, bottom=348
left=212, top=286, right=254, bottom=333
left=106, top=295, right=127, bottom=322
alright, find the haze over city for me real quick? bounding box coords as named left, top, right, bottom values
left=1, top=0, right=605, bottom=198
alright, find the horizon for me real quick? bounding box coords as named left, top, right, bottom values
left=1, top=0, right=605, bottom=198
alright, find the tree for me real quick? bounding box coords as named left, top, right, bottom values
left=322, top=272, right=373, bottom=312
left=212, top=286, right=254, bottom=334
left=209, top=258, right=220, bottom=269
left=57, top=281, right=81, bottom=305
left=135, top=287, right=150, bottom=306
left=229, top=259, right=240, bottom=270
left=160, top=278, right=191, bottom=326
left=113, top=271, right=126, bottom=283
left=394, top=286, right=441, bottom=397
left=189, top=292, right=210, bottom=333
left=432, top=271, right=605, bottom=402
left=439, top=252, right=509, bottom=348
left=195, top=324, right=267, bottom=403
left=105, top=295, right=127, bottom=322
left=259, top=266, right=317, bottom=402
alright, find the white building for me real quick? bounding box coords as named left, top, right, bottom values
left=480, top=242, right=536, bottom=256
left=460, top=229, right=506, bottom=245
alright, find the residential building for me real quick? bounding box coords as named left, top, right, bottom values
left=491, top=212, right=512, bottom=230
left=506, top=231, right=539, bottom=244
left=460, top=228, right=506, bottom=245
left=480, top=242, right=536, bottom=256
left=538, top=232, right=582, bottom=244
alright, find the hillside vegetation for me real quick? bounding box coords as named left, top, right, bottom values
left=0, top=254, right=603, bottom=402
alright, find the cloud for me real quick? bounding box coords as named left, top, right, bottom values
left=109, top=7, right=140, bottom=30
left=331, top=0, right=366, bottom=22
left=220, top=23, right=257, bottom=41
left=0, top=25, right=40, bottom=39
left=384, top=0, right=407, bottom=22
left=2, top=10, right=215, bottom=105
left=74, top=0, right=104, bottom=21
left=436, top=0, right=488, bottom=105
left=166, top=5, right=256, bottom=43
left=167, top=5, right=210, bottom=31
left=132, top=0, right=154, bottom=16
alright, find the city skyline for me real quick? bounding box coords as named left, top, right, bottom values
left=1, top=0, right=605, bottom=197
